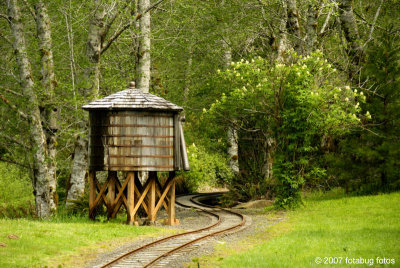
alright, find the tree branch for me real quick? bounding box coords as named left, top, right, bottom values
left=319, top=4, right=335, bottom=36
left=103, top=1, right=130, bottom=39
left=0, top=133, right=30, bottom=149
left=362, top=0, right=383, bottom=48
left=0, top=13, right=11, bottom=24
left=0, top=31, right=12, bottom=46
left=101, top=0, right=166, bottom=55
left=21, top=0, right=36, bottom=21
left=101, top=21, right=133, bottom=54
left=1, top=87, right=24, bottom=97
left=0, top=156, right=30, bottom=169
left=0, top=93, right=28, bottom=120
left=353, top=9, right=385, bottom=31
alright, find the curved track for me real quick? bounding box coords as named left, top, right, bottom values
left=97, top=193, right=245, bottom=268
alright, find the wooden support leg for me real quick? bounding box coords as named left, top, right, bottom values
left=107, top=171, right=117, bottom=219
left=127, top=172, right=136, bottom=225
left=89, top=171, right=96, bottom=220
left=168, top=180, right=177, bottom=225
left=147, top=172, right=156, bottom=223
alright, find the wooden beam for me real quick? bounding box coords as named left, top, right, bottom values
left=134, top=173, right=150, bottom=213
left=152, top=175, right=174, bottom=219
left=89, top=171, right=96, bottom=220
left=147, top=172, right=156, bottom=222
left=131, top=177, right=152, bottom=217
left=127, top=172, right=135, bottom=224
left=107, top=171, right=117, bottom=218
left=113, top=173, right=130, bottom=207
left=111, top=177, right=130, bottom=218
left=93, top=178, right=110, bottom=211
left=155, top=178, right=169, bottom=211
left=134, top=186, right=149, bottom=214
left=168, top=180, right=176, bottom=225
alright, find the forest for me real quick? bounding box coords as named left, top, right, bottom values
left=0, top=0, right=399, bottom=218
left=0, top=0, right=400, bottom=267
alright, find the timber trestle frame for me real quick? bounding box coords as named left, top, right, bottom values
left=88, top=170, right=177, bottom=225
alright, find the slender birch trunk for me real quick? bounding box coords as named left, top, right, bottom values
left=277, top=0, right=288, bottom=62
left=136, top=0, right=151, bottom=92
left=67, top=0, right=139, bottom=204
left=7, top=0, right=53, bottom=218
left=86, top=3, right=106, bottom=98
left=183, top=45, right=192, bottom=103
left=35, top=0, right=58, bottom=212
left=222, top=40, right=239, bottom=177
left=262, top=136, right=276, bottom=185
left=66, top=3, right=106, bottom=206
left=134, top=0, right=152, bottom=183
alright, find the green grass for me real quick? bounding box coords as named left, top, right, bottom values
left=191, top=190, right=400, bottom=267
left=0, top=216, right=171, bottom=267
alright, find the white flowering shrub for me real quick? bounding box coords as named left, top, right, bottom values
left=205, top=51, right=367, bottom=208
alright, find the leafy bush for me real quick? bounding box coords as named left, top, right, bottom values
left=206, top=52, right=364, bottom=208
left=182, top=144, right=233, bottom=192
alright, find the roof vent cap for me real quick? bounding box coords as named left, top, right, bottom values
left=128, top=81, right=136, bottom=89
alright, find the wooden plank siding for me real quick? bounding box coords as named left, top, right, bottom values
left=89, top=111, right=177, bottom=171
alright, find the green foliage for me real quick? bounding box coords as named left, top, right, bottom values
left=328, top=29, right=400, bottom=194
left=0, top=163, right=34, bottom=218
left=207, top=52, right=363, bottom=208
left=182, top=144, right=233, bottom=192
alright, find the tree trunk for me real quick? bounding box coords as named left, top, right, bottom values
left=86, top=2, right=106, bottom=97
left=35, top=0, right=58, bottom=212
left=227, top=126, right=239, bottom=176
left=7, top=0, right=53, bottom=218
left=66, top=133, right=87, bottom=206
left=183, top=45, right=192, bottom=103
left=136, top=0, right=151, bottom=92
left=286, top=0, right=302, bottom=55
left=262, top=137, right=276, bottom=188
left=221, top=39, right=239, bottom=177
left=305, top=3, right=318, bottom=55
left=338, top=0, right=363, bottom=74
left=66, top=3, right=106, bottom=205
left=277, top=0, right=288, bottom=62
left=134, top=0, right=152, bottom=183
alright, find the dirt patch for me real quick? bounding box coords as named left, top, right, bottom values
left=233, top=199, right=274, bottom=209
left=7, top=234, right=19, bottom=240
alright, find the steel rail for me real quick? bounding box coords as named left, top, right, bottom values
left=100, top=193, right=245, bottom=268
left=99, top=194, right=220, bottom=268
left=143, top=194, right=245, bottom=267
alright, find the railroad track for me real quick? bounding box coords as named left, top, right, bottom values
left=96, top=193, right=245, bottom=268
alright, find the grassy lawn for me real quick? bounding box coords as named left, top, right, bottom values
left=0, top=216, right=171, bottom=268
left=190, top=190, right=400, bottom=267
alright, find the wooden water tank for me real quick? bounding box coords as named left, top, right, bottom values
left=82, top=83, right=189, bottom=172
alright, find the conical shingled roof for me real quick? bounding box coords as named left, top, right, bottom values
left=82, top=87, right=183, bottom=111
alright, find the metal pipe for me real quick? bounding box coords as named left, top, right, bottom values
left=179, top=117, right=190, bottom=171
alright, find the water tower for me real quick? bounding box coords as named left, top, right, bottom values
left=82, top=82, right=189, bottom=225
